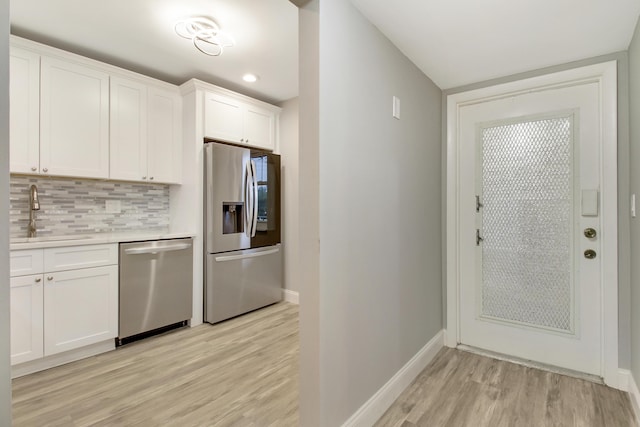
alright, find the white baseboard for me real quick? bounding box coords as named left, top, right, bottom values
left=283, top=289, right=299, bottom=304
left=12, top=340, right=115, bottom=378
left=623, top=369, right=640, bottom=425
left=618, top=368, right=631, bottom=392
left=342, top=330, right=445, bottom=427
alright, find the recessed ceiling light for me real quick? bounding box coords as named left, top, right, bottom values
left=243, top=73, right=259, bottom=83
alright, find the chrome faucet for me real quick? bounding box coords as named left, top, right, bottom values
left=28, top=184, right=40, bottom=238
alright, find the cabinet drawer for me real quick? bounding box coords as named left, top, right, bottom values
left=44, top=244, right=117, bottom=272
left=10, top=250, right=44, bottom=277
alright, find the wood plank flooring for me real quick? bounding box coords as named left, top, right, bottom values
left=13, top=304, right=637, bottom=427
left=375, top=347, right=637, bottom=427
left=12, top=302, right=299, bottom=426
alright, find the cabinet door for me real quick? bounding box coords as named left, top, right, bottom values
left=110, top=77, right=148, bottom=181
left=43, top=265, right=118, bottom=356
left=40, top=56, right=109, bottom=178
left=204, top=92, right=243, bottom=143
left=9, top=47, right=40, bottom=174
left=148, top=86, right=181, bottom=184
left=244, top=105, right=275, bottom=151
left=10, top=274, right=44, bottom=365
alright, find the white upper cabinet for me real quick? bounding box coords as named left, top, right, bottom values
left=40, top=56, right=110, bottom=179
left=147, top=86, right=182, bottom=184
left=9, top=47, right=40, bottom=174
left=204, top=90, right=278, bottom=151
left=110, top=77, right=181, bottom=184
left=110, top=77, right=148, bottom=181
left=244, top=105, right=275, bottom=150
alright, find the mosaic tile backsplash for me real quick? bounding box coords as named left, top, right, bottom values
left=10, top=176, right=170, bottom=238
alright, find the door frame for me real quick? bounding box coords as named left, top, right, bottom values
left=445, top=61, right=619, bottom=387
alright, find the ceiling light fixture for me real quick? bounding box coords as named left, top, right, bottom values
left=242, top=73, right=259, bottom=83
left=175, top=17, right=235, bottom=57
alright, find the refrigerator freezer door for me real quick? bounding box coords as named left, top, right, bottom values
left=205, top=143, right=251, bottom=254
left=205, top=244, right=283, bottom=324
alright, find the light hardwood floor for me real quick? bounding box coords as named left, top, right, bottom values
left=12, top=302, right=299, bottom=426
left=375, top=347, right=637, bottom=427
left=14, top=304, right=638, bottom=427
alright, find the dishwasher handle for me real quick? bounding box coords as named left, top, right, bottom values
left=124, top=243, right=192, bottom=255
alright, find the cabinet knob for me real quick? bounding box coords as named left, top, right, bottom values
left=31, top=167, right=37, bottom=172
left=35, top=277, right=41, bottom=283
left=241, top=138, right=245, bottom=142
left=246, top=139, right=249, bottom=143
left=142, top=176, right=147, bottom=180
left=42, top=168, right=48, bottom=173
left=47, top=276, right=53, bottom=281
left=150, top=176, right=154, bottom=181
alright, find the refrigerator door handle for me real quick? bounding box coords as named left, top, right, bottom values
left=245, top=160, right=254, bottom=238
left=214, top=247, right=280, bottom=262
left=250, top=159, right=258, bottom=238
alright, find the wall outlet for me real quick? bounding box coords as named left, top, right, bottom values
left=105, top=199, right=122, bottom=214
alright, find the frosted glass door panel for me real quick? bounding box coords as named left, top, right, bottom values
left=479, top=116, right=574, bottom=332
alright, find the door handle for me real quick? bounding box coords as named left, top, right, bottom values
left=584, top=228, right=597, bottom=238
left=584, top=249, right=597, bottom=259
left=124, top=243, right=192, bottom=255
left=215, top=247, right=280, bottom=262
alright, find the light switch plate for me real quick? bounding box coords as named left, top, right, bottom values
left=581, top=190, right=598, bottom=217
left=393, top=96, right=400, bottom=120
left=105, top=199, right=121, bottom=214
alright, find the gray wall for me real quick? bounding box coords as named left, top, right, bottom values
left=278, top=97, right=300, bottom=293
left=299, top=0, right=443, bottom=424
left=298, top=0, right=321, bottom=423
left=629, top=17, right=640, bottom=382
left=443, top=51, right=633, bottom=369
left=1, top=0, right=12, bottom=421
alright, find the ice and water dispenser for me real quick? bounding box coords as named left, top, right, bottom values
left=222, top=202, right=244, bottom=234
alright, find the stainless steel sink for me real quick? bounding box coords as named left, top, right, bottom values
left=11, top=235, right=94, bottom=244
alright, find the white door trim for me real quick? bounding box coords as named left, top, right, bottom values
left=445, top=61, right=619, bottom=388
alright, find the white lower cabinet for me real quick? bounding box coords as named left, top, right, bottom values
left=9, top=244, right=118, bottom=367
left=10, top=274, right=44, bottom=365
left=43, top=265, right=118, bottom=356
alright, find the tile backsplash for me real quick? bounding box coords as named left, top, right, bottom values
left=10, top=176, right=170, bottom=238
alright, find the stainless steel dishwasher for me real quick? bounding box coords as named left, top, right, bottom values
left=118, top=238, right=193, bottom=345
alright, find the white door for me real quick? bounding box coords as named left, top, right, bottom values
left=448, top=62, right=618, bottom=380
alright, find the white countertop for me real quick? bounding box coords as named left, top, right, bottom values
left=10, top=231, right=196, bottom=251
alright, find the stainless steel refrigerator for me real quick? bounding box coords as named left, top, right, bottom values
left=204, top=141, right=282, bottom=324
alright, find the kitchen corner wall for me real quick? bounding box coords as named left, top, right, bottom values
left=299, top=0, right=443, bottom=424
left=9, top=175, right=170, bottom=238
left=629, top=15, right=640, bottom=390
left=278, top=97, right=300, bottom=293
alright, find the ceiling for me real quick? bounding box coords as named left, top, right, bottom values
left=11, top=1, right=640, bottom=101
left=351, top=0, right=640, bottom=89
left=10, top=0, right=299, bottom=104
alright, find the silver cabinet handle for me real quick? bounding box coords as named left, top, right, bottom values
left=42, top=168, right=48, bottom=173
left=215, top=247, right=279, bottom=262
left=124, top=243, right=192, bottom=255
left=31, top=167, right=37, bottom=172
left=150, top=177, right=154, bottom=180
left=142, top=176, right=147, bottom=180
left=47, top=276, right=53, bottom=281
left=35, top=277, right=41, bottom=283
